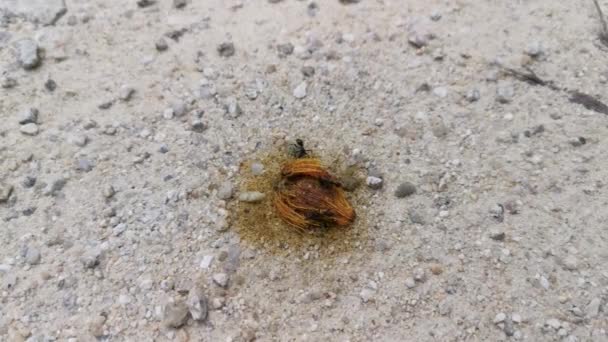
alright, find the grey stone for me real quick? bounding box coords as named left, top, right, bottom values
left=293, top=81, right=307, bottom=99
left=187, top=288, right=208, bottom=321
left=217, top=181, right=233, bottom=200
left=224, top=97, right=242, bottom=118
left=525, top=41, right=545, bottom=58
left=68, top=134, right=88, bottom=147
left=359, top=288, right=374, bottom=302
left=137, top=0, right=156, bottom=8
left=17, top=108, right=38, bottom=124
left=413, top=268, right=426, bottom=282
left=75, top=158, right=94, bottom=172
left=277, top=43, right=294, bottom=56
left=118, top=85, right=135, bottom=101
left=155, top=37, right=168, bottom=51
left=163, top=302, right=189, bottom=328
left=489, top=229, right=506, bottom=241
left=408, top=209, right=425, bottom=225
left=301, top=66, right=315, bottom=77
left=20, top=123, right=39, bottom=136
left=43, top=176, right=67, bottom=196
left=405, top=277, right=416, bottom=289
left=395, top=182, right=416, bottom=198
left=44, top=78, right=56, bottom=91
left=103, top=185, right=115, bottom=198
left=496, top=82, right=514, bottom=103
left=81, top=249, right=101, bottom=269
left=14, top=39, right=40, bottom=70
left=585, top=297, right=601, bottom=319
left=212, top=273, right=229, bottom=287
left=173, top=0, right=187, bottom=8
left=238, top=191, right=265, bottom=203
left=466, top=89, right=480, bottom=102
left=0, top=183, right=13, bottom=203
left=0, top=0, right=67, bottom=26
left=22, top=176, right=36, bottom=188
left=408, top=32, right=429, bottom=48
left=366, top=176, right=383, bottom=190
left=25, top=247, right=41, bottom=265
left=561, top=255, right=579, bottom=271
left=1, top=75, right=17, bottom=88
left=217, top=42, right=235, bottom=57
left=493, top=312, right=506, bottom=324
left=250, top=162, right=264, bottom=175
left=190, top=119, right=207, bottom=132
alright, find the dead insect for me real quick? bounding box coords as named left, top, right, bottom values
left=288, top=139, right=311, bottom=158
left=274, top=158, right=355, bottom=232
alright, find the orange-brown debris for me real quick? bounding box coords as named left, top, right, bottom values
left=274, top=158, right=356, bottom=232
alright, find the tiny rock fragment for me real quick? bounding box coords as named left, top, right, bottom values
left=18, top=108, right=39, bottom=124
left=212, top=273, right=229, bottom=287
left=14, top=39, right=41, bottom=70
left=293, top=81, right=307, bottom=99
left=238, top=191, right=265, bottom=203
left=20, top=123, right=40, bottom=136
left=187, top=288, right=208, bottom=321
left=163, top=302, right=189, bottom=328
left=366, top=176, right=383, bottom=189
left=217, top=42, right=235, bottom=57
left=0, top=184, right=14, bottom=203
left=395, top=182, right=416, bottom=198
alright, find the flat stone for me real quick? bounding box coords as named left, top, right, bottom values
left=0, top=0, right=67, bottom=26
left=25, top=247, right=41, bottom=265
left=217, top=42, right=235, bottom=57
left=20, top=123, right=39, bottom=136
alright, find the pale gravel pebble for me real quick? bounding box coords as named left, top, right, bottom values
left=14, top=39, right=41, bottom=70
left=293, top=81, right=307, bottom=99
left=366, top=176, right=383, bottom=190
left=212, top=273, right=229, bottom=287
left=20, top=123, right=39, bottom=136
left=163, top=302, right=190, bottom=328
left=17, top=108, right=38, bottom=124
left=217, top=182, right=233, bottom=200
left=238, top=191, right=265, bottom=203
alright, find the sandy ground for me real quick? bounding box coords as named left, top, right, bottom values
left=1, top=0, right=608, bottom=341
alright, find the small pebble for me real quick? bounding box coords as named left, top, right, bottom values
left=525, top=41, right=545, bottom=58
left=217, top=42, right=235, bottom=57
left=413, top=268, right=426, bottom=282
left=75, top=159, right=94, bottom=172
left=17, top=108, right=38, bottom=125
left=20, top=123, right=39, bottom=136
left=395, top=182, right=416, bottom=198
left=69, top=134, right=88, bottom=147
left=103, top=185, right=115, bottom=198
left=293, top=81, right=307, bottom=99
left=359, top=288, right=374, bottom=303
left=173, top=0, right=187, bottom=8
left=155, top=37, right=168, bottom=51
left=494, top=312, right=507, bottom=324
left=301, top=66, right=315, bottom=77
left=163, top=302, right=189, bottom=328
left=277, top=43, right=294, bottom=56
left=119, top=85, right=135, bottom=101
left=217, top=182, right=233, bottom=200
left=585, top=297, right=601, bottom=318
left=405, top=277, right=416, bottom=289
left=238, top=191, right=265, bottom=203
left=224, top=97, right=242, bottom=118
left=212, top=273, right=229, bottom=287
left=250, top=162, right=264, bottom=175
left=366, top=176, right=383, bottom=190
left=1, top=76, right=17, bottom=88
left=496, top=82, right=514, bottom=103
left=44, top=79, right=57, bottom=92
left=137, top=0, right=156, bottom=8
left=43, top=176, right=67, bottom=196
left=408, top=33, right=429, bottom=48
left=561, top=255, right=579, bottom=271
left=187, top=288, right=208, bottom=321
left=25, top=247, right=41, bottom=265
left=15, top=39, right=41, bottom=70
left=0, top=184, right=14, bottom=203
left=465, top=89, right=480, bottom=102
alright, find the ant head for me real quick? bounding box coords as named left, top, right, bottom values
left=296, top=139, right=304, bottom=147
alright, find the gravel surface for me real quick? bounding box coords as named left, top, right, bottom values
left=1, top=0, right=608, bottom=341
